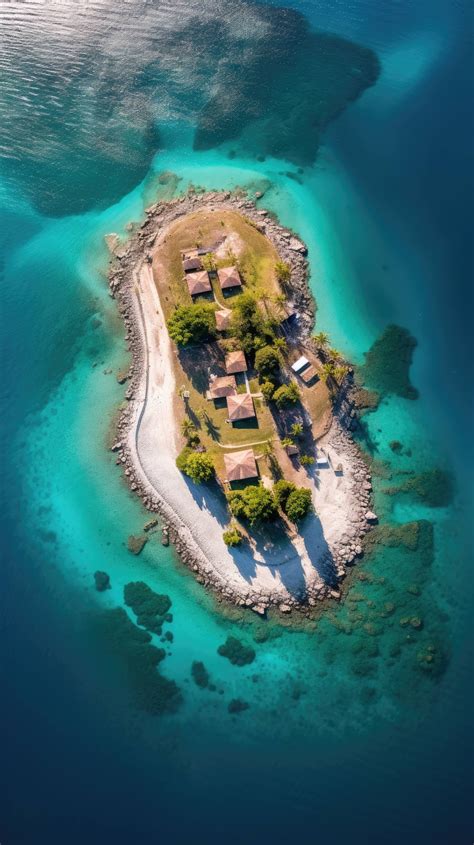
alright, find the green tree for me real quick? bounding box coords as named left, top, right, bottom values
left=168, top=304, right=216, bottom=346
left=273, top=479, right=296, bottom=509
left=285, top=488, right=313, bottom=522
left=273, top=382, right=300, bottom=407
left=290, top=422, right=303, bottom=438
left=201, top=253, right=216, bottom=272
left=227, top=486, right=277, bottom=525
left=181, top=418, right=196, bottom=440
left=223, top=526, right=242, bottom=547
left=300, top=454, right=315, bottom=467
left=261, top=380, right=276, bottom=402
left=321, top=362, right=337, bottom=384
left=255, top=344, right=281, bottom=376
left=312, top=331, right=329, bottom=349
left=176, top=449, right=214, bottom=483
left=275, top=260, right=291, bottom=285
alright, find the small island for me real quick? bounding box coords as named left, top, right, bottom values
left=107, top=190, right=374, bottom=614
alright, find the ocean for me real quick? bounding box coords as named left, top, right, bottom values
left=0, top=1, right=472, bottom=843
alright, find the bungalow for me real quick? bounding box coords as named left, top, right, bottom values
left=225, top=350, right=247, bottom=375
left=217, top=265, right=242, bottom=291
left=227, top=393, right=256, bottom=423
left=215, top=308, right=232, bottom=332
left=186, top=270, right=212, bottom=297
left=224, top=448, right=258, bottom=483
left=207, top=375, right=237, bottom=400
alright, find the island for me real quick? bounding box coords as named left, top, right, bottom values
left=107, top=190, right=374, bottom=614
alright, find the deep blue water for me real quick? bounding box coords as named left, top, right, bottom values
left=1, top=1, right=473, bottom=843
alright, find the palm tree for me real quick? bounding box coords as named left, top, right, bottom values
left=312, top=331, right=329, bottom=350
left=334, top=365, right=349, bottom=385
left=291, top=422, right=303, bottom=439
left=261, top=439, right=275, bottom=459
left=181, top=418, right=196, bottom=439
left=328, top=347, right=342, bottom=361
left=321, top=362, right=337, bottom=384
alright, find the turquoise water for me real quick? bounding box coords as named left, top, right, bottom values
left=1, top=2, right=472, bottom=843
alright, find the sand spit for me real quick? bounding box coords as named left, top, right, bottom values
left=107, top=191, right=373, bottom=613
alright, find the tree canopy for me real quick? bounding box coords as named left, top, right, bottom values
left=273, top=381, right=300, bottom=407
left=167, top=303, right=216, bottom=346
left=285, top=488, right=313, bottom=522
left=176, top=447, right=214, bottom=483
left=228, top=485, right=277, bottom=525
left=255, top=344, right=281, bottom=376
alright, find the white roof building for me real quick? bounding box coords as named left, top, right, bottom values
left=291, top=356, right=309, bottom=374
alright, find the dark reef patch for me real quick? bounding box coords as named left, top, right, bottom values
left=384, top=469, right=455, bottom=508
left=194, top=8, right=380, bottom=165
left=363, top=520, right=434, bottom=555
left=1, top=1, right=379, bottom=215
left=94, top=570, right=110, bottom=592
left=191, top=661, right=210, bottom=689
left=124, top=581, right=172, bottom=635
left=218, top=636, right=256, bottom=667
left=228, top=698, right=250, bottom=714
left=359, top=324, right=419, bottom=399
left=93, top=608, right=181, bottom=715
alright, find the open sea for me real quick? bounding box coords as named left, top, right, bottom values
left=1, top=1, right=473, bottom=843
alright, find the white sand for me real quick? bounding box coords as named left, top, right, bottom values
left=123, top=259, right=364, bottom=609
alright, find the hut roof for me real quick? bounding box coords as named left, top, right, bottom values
left=224, top=449, right=258, bottom=483
left=225, top=350, right=247, bottom=374
left=291, top=355, right=310, bottom=373
left=227, top=393, right=255, bottom=422
left=300, top=365, right=318, bottom=384
left=286, top=444, right=299, bottom=456
left=215, top=308, right=232, bottom=331
left=186, top=270, right=212, bottom=296
left=208, top=375, right=237, bottom=400
left=183, top=257, right=203, bottom=272
left=217, top=266, right=242, bottom=290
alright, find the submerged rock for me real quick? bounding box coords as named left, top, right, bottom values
left=191, top=660, right=210, bottom=689
left=127, top=535, right=148, bottom=555
left=217, top=635, right=256, bottom=667
left=359, top=324, right=419, bottom=399
left=228, top=698, right=250, bottom=714
left=94, top=570, right=110, bottom=592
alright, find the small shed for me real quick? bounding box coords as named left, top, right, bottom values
left=215, top=309, right=232, bottom=331
left=227, top=393, right=256, bottom=422
left=224, top=449, right=258, bottom=483
left=225, top=350, right=247, bottom=374
left=286, top=444, right=299, bottom=456
left=208, top=375, right=237, bottom=400
left=186, top=270, right=212, bottom=297
left=291, top=355, right=309, bottom=374
left=300, top=365, right=318, bottom=384
left=217, top=266, right=242, bottom=291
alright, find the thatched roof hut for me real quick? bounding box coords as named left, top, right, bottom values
left=208, top=375, right=237, bottom=400
left=225, top=350, right=247, bottom=374
left=186, top=270, right=212, bottom=296
left=217, top=266, right=242, bottom=290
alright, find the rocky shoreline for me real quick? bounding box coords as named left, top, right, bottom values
left=106, top=190, right=374, bottom=615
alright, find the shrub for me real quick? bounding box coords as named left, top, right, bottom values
left=255, top=344, right=281, bottom=376
left=300, top=454, right=315, bottom=467
left=223, top=527, right=242, bottom=547
left=275, top=260, right=291, bottom=285
left=167, top=303, right=216, bottom=345
left=284, top=488, right=313, bottom=522
left=176, top=448, right=214, bottom=483
left=273, top=479, right=297, bottom=509
left=227, top=485, right=277, bottom=525
left=273, top=382, right=300, bottom=407
left=261, top=380, right=276, bottom=402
